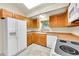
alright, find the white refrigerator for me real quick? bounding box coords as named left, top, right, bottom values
left=0, top=17, right=27, bottom=56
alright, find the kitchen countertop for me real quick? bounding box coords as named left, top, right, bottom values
left=47, top=32, right=79, bottom=42
left=27, top=28, right=79, bottom=42
left=27, top=27, right=79, bottom=36
left=42, top=31, right=79, bottom=37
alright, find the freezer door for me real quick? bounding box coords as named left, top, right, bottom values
left=0, top=20, right=4, bottom=55
left=16, top=20, right=27, bottom=52
left=4, top=18, right=18, bottom=56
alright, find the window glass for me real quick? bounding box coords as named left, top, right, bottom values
left=41, top=20, right=48, bottom=29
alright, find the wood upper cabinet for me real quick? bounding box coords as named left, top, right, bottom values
left=0, top=9, right=3, bottom=18
left=27, top=19, right=39, bottom=28
left=0, top=9, right=27, bottom=20
left=49, top=11, right=68, bottom=27
left=13, top=14, right=27, bottom=20
left=33, top=19, right=39, bottom=28
left=27, top=20, right=34, bottom=28
left=2, top=9, right=13, bottom=18
left=0, top=9, right=13, bottom=18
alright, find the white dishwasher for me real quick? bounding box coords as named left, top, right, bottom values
left=47, top=35, right=61, bottom=56
left=47, top=35, right=57, bottom=48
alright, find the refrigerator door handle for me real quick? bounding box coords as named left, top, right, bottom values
left=9, top=32, right=16, bottom=36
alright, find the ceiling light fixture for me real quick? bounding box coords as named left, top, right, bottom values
left=38, top=14, right=49, bottom=21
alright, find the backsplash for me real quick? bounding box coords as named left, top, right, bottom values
left=50, top=26, right=79, bottom=36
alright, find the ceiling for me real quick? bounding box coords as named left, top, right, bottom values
left=24, top=3, right=69, bottom=18
left=0, top=3, right=69, bottom=19
left=30, top=4, right=68, bottom=19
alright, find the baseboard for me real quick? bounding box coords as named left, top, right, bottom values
left=14, top=47, right=27, bottom=56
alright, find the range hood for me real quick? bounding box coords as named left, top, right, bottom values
left=71, top=19, right=79, bottom=23
left=67, top=19, right=79, bottom=27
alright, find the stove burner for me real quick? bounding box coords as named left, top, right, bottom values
left=71, top=42, right=79, bottom=45
left=60, top=45, right=79, bottom=55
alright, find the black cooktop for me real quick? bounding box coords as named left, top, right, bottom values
left=60, top=45, right=79, bottom=55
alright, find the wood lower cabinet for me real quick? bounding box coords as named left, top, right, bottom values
left=32, top=33, right=39, bottom=44
left=27, top=33, right=33, bottom=46
left=39, top=34, right=47, bottom=46
left=27, top=32, right=47, bottom=47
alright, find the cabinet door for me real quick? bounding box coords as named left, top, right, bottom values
left=13, top=14, right=26, bottom=20
left=27, top=33, right=33, bottom=46
left=16, top=20, right=27, bottom=52
left=27, top=20, right=33, bottom=28
left=32, top=33, right=39, bottom=45
left=2, top=9, right=13, bottom=18
left=49, top=12, right=68, bottom=27
left=39, top=34, right=47, bottom=47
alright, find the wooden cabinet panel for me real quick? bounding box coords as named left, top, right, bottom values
left=0, top=9, right=3, bottom=18
left=39, top=34, right=47, bottom=46
left=0, top=9, right=28, bottom=20
left=33, top=19, right=39, bottom=28
left=13, top=14, right=26, bottom=20
left=27, top=34, right=33, bottom=46
left=49, top=11, right=68, bottom=27
left=13, top=14, right=20, bottom=19
left=2, top=9, right=13, bottom=18
left=27, top=33, right=47, bottom=47
left=27, top=20, right=34, bottom=28
left=32, top=33, right=39, bottom=44
left=27, top=19, right=39, bottom=28
left=32, top=33, right=47, bottom=47
left=0, top=9, right=13, bottom=18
